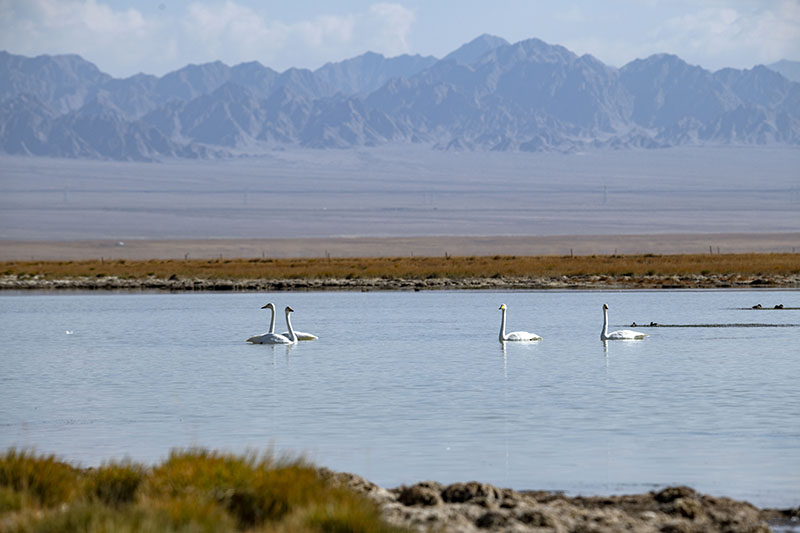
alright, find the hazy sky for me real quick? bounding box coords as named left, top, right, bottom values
left=1, top=0, right=798, bottom=78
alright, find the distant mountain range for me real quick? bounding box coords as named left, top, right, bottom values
left=767, top=60, right=800, bottom=83
left=1, top=35, right=798, bottom=160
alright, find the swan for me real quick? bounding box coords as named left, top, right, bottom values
left=282, top=330, right=318, bottom=341
left=601, top=304, right=647, bottom=341
left=498, top=304, right=542, bottom=342
left=252, top=302, right=318, bottom=341
left=279, top=320, right=318, bottom=341
left=263, top=302, right=277, bottom=333
left=247, top=306, right=298, bottom=344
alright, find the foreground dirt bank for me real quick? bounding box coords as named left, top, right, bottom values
left=2, top=273, right=799, bottom=291
left=3, top=446, right=796, bottom=532
left=322, top=470, right=799, bottom=533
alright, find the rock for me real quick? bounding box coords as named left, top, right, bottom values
left=655, top=486, right=697, bottom=503
left=515, top=508, right=557, bottom=527
left=317, top=468, right=395, bottom=505
left=1, top=273, right=798, bottom=291
left=667, top=497, right=704, bottom=519
left=395, top=482, right=444, bottom=507
left=442, top=482, right=501, bottom=507
left=475, top=510, right=512, bottom=529
left=355, top=478, right=775, bottom=533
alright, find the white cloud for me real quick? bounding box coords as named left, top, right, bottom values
left=26, top=0, right=147, bottom=34
left=555, top=6, right=586, bottom=23
left=365, top=3, right=416, bottom=54
left=562, top=1, right=800, bottom=70
left=0, top=0, right=162, bottom=76
left=2, top=0, right=794, bottom=77
left=0, top=0, right=416, bottom=76
left=181, top=1, right=282, bottom=63
left=650, top=1, right=800, bottom=68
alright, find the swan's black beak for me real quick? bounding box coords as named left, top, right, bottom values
left=286, top=306, right=294, bottom=312
left=261, top=304, right=270, bottom=309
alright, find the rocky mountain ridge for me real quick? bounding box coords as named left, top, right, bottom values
left=1, top=35, right=798, bottom=161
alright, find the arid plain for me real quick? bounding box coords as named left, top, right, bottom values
left=2, top=146, right=799, bottom=258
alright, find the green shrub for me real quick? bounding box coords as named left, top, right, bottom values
left=0, top=449, right=80, bottom=507
left=86, top=462, right=144, bottom=506
left=0, top=485, right=25, bottom=513
left=295, top=497, right=405, bottom=533
left=0, top=448, right=406, bottom=532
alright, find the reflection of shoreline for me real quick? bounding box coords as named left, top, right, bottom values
left=4, top=273, right=799, bottom=291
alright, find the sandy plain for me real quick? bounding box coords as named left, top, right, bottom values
left=2, top=233, right=799, bottom=261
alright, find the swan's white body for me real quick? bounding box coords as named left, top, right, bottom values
left=601, top=304, right=647, bottom=341
left=247, top=305, right=298, bottom=344
left=498, top=304, right=541, bottom=342
left=280, top=330, right=318, bottom=341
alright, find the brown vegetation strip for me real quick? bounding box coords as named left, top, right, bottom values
left=3, top=253, right=800, bottom=281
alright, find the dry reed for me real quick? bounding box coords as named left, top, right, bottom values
left=3, top=253, right=799, bottom=281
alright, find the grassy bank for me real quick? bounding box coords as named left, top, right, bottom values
left=0, top=449, right=403, bottom=533
left=1, top=449, right=792, bottom=533
left=3, top=253, right=800, bottom=282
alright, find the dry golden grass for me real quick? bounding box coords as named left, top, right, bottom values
left=0, top=449, right=405, bottom=533
left=3, top=253, right=799, bottom=281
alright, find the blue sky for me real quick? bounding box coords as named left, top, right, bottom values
left=1, top=0, right=798, bottom=77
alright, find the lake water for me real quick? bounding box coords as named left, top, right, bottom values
left=1, top=289, right=798, bottom=508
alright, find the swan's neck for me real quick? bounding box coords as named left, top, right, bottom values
left=601, top=308, right=609, bottom=340
left=268, top=307, right=276, bottom=334
left=499, top=308, right=507, bottom=341
left=285, top=311, right=297, bottom=342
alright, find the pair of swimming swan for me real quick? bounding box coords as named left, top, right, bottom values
left=246, top=302, right=318, bottom=344
left=498, top=303, right=648, bottom=342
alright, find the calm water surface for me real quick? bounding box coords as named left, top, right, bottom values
left=1, top=290, right=798, bottom=508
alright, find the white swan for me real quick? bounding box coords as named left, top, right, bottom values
left=279, top=319, right=318, bottom=341
left=498, top=304, right=542, bottom=342
left=263, top=302, right=277, bottom=333
left=251, top=302, right=318, bottom=341
left=601, top=303, right=648, bottom=341
left=247, top=306, right=298, bottom=344
left=282, top=330, right=318, bottom=341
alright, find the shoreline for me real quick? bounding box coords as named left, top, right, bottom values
left=323, top=470, right=798, bottom=532
left=2, top=448, right=798, bottom=532
left=2, top=273, right=800, bottom=291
